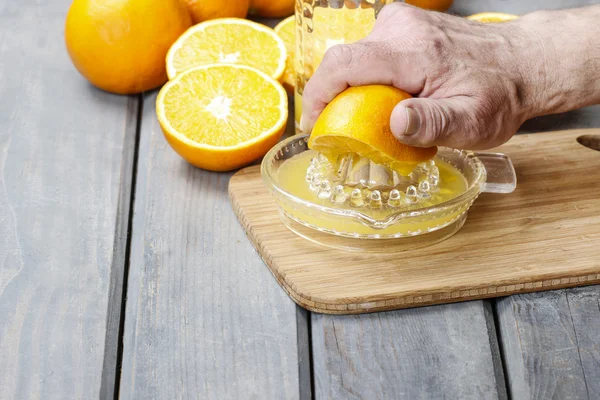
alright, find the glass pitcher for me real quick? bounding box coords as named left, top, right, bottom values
left=294, top=0, right=394, bottom=133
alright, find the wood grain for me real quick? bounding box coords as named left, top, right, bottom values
left=119, top=92, right=310, bottom=399
left=497, top=287, right=600, bottom=399
left=229, top=129, right=600, bottom=314
left=0, top=1, right=137, bottom=398
left=312, top=301, right=507, bottom=399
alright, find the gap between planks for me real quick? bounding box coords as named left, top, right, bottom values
left=100, top=94, right=143, bottom=400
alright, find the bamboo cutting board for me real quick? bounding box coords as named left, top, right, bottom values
left=229, top=129, right=600, bottom=314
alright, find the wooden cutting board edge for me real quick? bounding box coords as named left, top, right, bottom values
left=229, top=180, right=600, bottom=314
left=229, top=129, right=600, bottom=314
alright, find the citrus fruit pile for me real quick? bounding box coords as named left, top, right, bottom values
left=158, top=18, right=289, bottom=171
left=64, top=0, right=295, bottom=96
left=64, top=0, right=520, bottom=173
left=65, top=0, right=296, bottom=172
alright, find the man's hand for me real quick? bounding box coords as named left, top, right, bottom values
left=300, top=3, right=600, bottom=150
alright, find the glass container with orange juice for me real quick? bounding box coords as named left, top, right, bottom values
left=294, top=0, right=394, bottom=133
left=293, top=0, right=454, bottom=133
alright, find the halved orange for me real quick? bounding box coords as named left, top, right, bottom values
left=309, top=85, right=437, bottom=175
left=274, top=15, right=295, bottom=94
left=157, top=64, right=288, bottom=171
left=166, top=18, right=287, bottom=81
left=467, top=12, right=519, bottom=23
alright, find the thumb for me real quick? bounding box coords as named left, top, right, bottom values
left=390, top=97, right=471, bottom=149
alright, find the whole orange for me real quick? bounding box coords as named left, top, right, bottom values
left=249, top=0, right=294, bottom=18
left=405, top=0, right=453, bottom=11
left=183, top=0, right=249, bottom=24
left=65, top=0, right=192, bottom=95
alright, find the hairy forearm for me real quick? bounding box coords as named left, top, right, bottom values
left=514, top=5, right=600, bottom=119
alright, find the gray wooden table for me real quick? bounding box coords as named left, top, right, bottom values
left=1, top=0, right=599, bottom=399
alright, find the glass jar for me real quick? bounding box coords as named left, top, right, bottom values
left=294, top=0, right=394, bottom=134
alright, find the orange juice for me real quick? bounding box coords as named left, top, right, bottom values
left=276, top=149, right=469, bottom=235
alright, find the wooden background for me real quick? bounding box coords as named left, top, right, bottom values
left=0, top=0, right=599, bottom=399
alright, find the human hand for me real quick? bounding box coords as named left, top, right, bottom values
left=300, top=3, right=600, bottom=150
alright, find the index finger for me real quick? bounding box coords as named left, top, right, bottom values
left=300, top=41, right=396, bottom=133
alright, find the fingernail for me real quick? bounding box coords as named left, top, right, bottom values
left=403, top=107, right=421, bottom=136
left=299, top=115, right=308, bottom=134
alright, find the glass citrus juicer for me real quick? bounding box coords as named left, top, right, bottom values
left=263, top=87, right=516, bottom=253
left=261, top=128, right=517, bottom=252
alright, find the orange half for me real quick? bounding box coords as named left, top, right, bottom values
left=309, top=85, right=437, bottom=175
left=166, top=18, right=287, bottom=80
left=157, top=64, right=288, bottom=171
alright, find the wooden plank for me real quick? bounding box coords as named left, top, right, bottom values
left=497, top=287, right=600, bottom=399
left=0, top=1, right=138, bottom=399
left=119, top=92, right=310, bottom=399
left=312, top=301, right=507, bottom=399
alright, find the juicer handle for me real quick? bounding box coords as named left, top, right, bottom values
left=473, top=152, right=517, bottom=194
